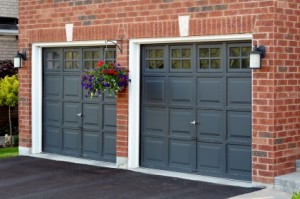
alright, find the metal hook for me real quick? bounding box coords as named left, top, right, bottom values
left=105, top=39, right=123, bottom=54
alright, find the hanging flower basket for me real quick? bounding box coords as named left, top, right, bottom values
left=81, top=60, right=129, bottom=97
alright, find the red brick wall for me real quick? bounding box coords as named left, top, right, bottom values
left=18, top=0, right=300, bottom=184
left=252, top=0, right=300, bottom=183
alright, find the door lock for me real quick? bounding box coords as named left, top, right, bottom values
left=77, top=113, right=82, bottom=117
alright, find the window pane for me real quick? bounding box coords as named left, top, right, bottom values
left=211, top=59, right=221, bottom=69
left=65, top=52, right=72, bottom=59
left=84, top=51, right=92, bottom=59
left=182, top=60, right=191, bottom=69
left=155, top=49, right=164, bottom=58
left=210, top=48, right=220, bottom=57
left=72, top=61, right=79, bottom=69
left=47, top=62, right=53, bottom=69
left=93, top=51, right=99, bottom=59
left=242, top=47, right=251, bottom=57
left=229, top=59, right=240, bottom=68
left=93, top=61, right=98, bottom=68
left=199, top=48, right=209, bottom=57
left=182, top=49, right=191, bottom=58
left=147, top=50, right=155, bottom=58
left=242, top=58, right=250, bottom=68
left=229, top=47, right=240, bottom=57
left=46, top=61, right=55, bottom=69
left=147, top=60, right=155, bottom=69
left=47, top=51, right=60, bottom=60
left=200, top=59, right=209, bottom=69
left=171, top=49, right=180, bottom=58
left=85, top=61, right=92, bottom=70
left=65, top=61, right=72, bottom=69
left=105, top=50, right=115, bottom=60
left=73, top=52, right=79, bottom=59
left=171, top=60, right=181, bottom=69
left=53, top=61, right=60, bottom=69
left=155, top=60, right=164, bottom=69
left=46, top=61, right=60, bottom=69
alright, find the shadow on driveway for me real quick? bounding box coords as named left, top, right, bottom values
left=0, top=156, right=261, bottom=199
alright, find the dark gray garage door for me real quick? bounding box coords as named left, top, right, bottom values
left=43, top=47, right=116, bottom=162
left=141, top=43, right=252, bottom=180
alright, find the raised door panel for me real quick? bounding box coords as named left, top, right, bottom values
left=227, top=145, right=251, bottom=180
left=63, top=129, right=81, bottom=156
left=142, top=136, right=167, bottom=167
left=63, top=76, right=81, bottom=100
left=142, top=107, right=167, bottom=136
left=43, top=126, right=62, bottom=152
left=63, top=102, right=81, bottom=128
left=169, top=139, right=195, bottom=171
left=227, top=78, right=251, bottom=108
left=44, top=75, right=62, bottom=99
left=227, top=111, right=252, bottom=144
left=169, top=77, right=195, bottom=106
left=102, top=132, right=116, bottom=161
left=143, top=77, right=167, bottom=105
left=44, top=101, right=61, bottom=126
left=82, top=130, right=101, bottom=158
left=103, top=104, right=116, bottom=131
left=83, top=104, right=101, bottom=130
left=197, top=142, right=225, bottom=173
left=197, top=110, right=224, bottom=142
left=197, top=77, right=223, bottom=107
left=170, top=108, right=195, bottom=138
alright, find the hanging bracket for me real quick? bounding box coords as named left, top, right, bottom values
left=105, top=39, right=123, bottom=54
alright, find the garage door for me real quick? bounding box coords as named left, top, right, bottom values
left=141, top=42, right=252, bottom=180
left=43, top=47, right=116, bottom=162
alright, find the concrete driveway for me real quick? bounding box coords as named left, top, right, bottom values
left=0, top=156, right=261, bottom=199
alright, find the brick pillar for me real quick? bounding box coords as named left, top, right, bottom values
left=252, top=0, right=300, bottom=184
left=115, top=39, right=129, bottom=168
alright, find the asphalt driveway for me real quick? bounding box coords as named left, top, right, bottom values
left=0, top=156, right=260, bottom=199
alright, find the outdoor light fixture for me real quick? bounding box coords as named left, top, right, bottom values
left=14, top=48, right=27, bottom=68
left=249, top=45, right=266, bottom=69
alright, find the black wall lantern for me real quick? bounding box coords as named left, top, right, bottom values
left=249, top=45, right=266, bottom=69
left=14, top=48, right=27, bottom=68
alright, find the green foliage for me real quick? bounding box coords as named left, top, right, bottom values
left=0, top=147, right=18, bottom=159
left=81, top=60, right=129, bottom=97
left=292, top=191, right=300, bottom=199
left=0, top=75, right=18, bottom=107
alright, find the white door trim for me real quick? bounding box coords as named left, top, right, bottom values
left=127, top=34, right=253, bottom=169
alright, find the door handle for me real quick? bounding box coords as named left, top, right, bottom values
left=77, top=113, right=82, bottom=117
left=190, top=121, right=197, bottom=125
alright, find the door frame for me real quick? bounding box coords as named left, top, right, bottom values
left=128, top=34, right=253, bottom=169
left=19, top=41, right=115, bottom=155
